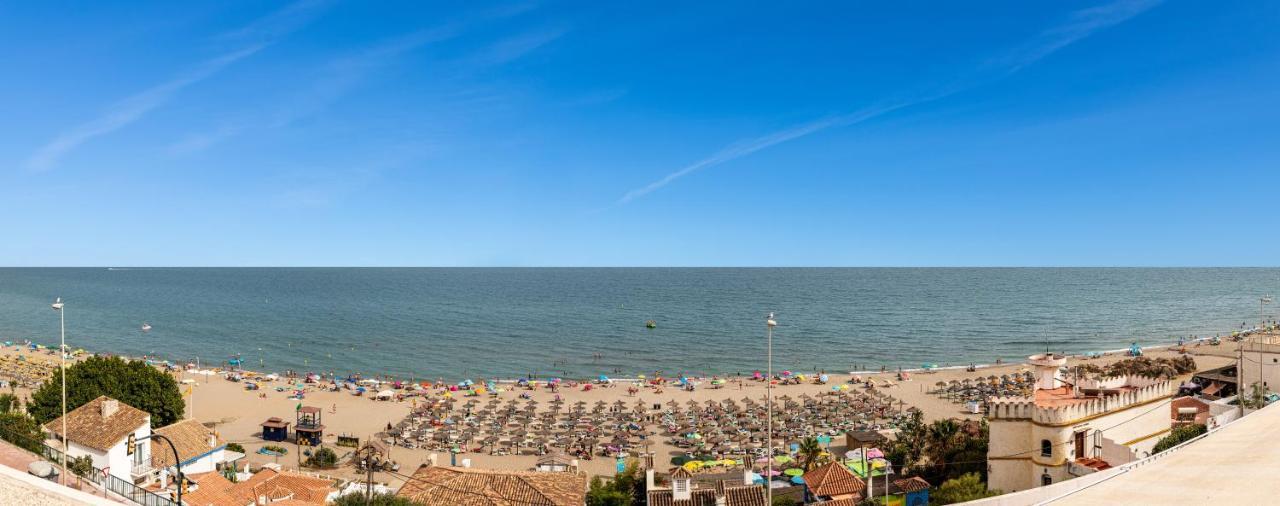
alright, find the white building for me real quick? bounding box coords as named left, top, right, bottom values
left=44, top=395, right=239, bottom=486
left=149, top=418, right=240, bottom=484
left=986, top=354, right=1175, bottom=493
left=43, top=396, right=153, bottom=483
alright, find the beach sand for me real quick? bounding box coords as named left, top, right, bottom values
left=0, top=338, right=1243, bottom=488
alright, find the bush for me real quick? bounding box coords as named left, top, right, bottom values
left=332, top=492, right=418, bottom=506
left=226, top=442, right=245, bottom=454
left=0, top=393, right=20, bottom=414
left=306, top=446, right=338, bottom=468
left=69, top=455, right=94, bottom=478
left=263, top=444, right=288, bottom=455
left=932, top=473, right=999, bottom=505
left=29, top=356, right=184, bottom=427
left=0, top=411, right=45, bottom=453
left=1152, top=424, right=1207, bottom=454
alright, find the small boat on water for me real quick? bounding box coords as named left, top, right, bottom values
left=141, top=322, right=152, bottom=332
left=645, top=320, right=656, bottom=329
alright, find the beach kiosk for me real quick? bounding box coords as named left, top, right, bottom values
left=296, top=406, right=326, bottom=446
left=261, top=416, right=291, bottom=442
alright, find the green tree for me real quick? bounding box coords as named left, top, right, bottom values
left=926, top=419, right=961, bottom=478
left=772, top=496, right=801, bottom=506
left=797, top=436, right=825, bottom=471
left=332, top=492, right=418, bottom=506
left=28, top=356, right=184, bottom=427
left=1152, top=424, right=1207, bottom=454
left=585, top=461, right=644, bottom=506
left=0, top=411, right=45, bottom=453
left=586, top=476, right=632, bottom=506
left=0, top=392, right=20, bottom=414
left=68, top=454, right=94, bottom=477
left=932, top=473, right=999, bottom=505
left=306, top=446, right=338, bottom=468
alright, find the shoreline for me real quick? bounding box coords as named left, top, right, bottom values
left=0, top=325, right=1260, bottom=483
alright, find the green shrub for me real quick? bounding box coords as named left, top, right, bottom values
left=1152, top=424, right=1207, bottom=454
left=306, top=446, right=338, bottom=468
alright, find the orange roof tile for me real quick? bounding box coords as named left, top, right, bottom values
left=801, top=462, right=866, bottom=499
left=44, top=396, right=149, bottom=452
left=396, top=465, right=587, bottom=506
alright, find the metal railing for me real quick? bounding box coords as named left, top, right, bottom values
left=7, top=431, right=176, bottom=506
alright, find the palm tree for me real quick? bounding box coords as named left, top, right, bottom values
left=926, top=419, right=961, bottom=477
left=797, top=436, right=825, bottom=471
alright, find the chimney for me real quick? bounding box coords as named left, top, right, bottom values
left=570, top=459, right=579, bottom=472
left=461, top=458, right=471, bottom=468
left=646, top=468, right=655, bottom=491
left=101, top=399, right=119, bottom=418
left=209, top=434, right=217, bottom=448
left=428, top=453, right=438, bottom=467
left=743, top=466, right=753, bottom=486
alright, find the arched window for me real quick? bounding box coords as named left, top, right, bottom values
left=1041, top=439, right=1052, bottom=457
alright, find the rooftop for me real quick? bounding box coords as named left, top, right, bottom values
left=44, top=396, right=149, bottom=452
left=647, top=481, right=766, bottom=506
left=396, top=465, right=587, bottom=506
left=150, top=419, right=224, bottom=469
left=801, top=461, right=866, bottom=499
left=1047, top=401, right=1280, bottom=504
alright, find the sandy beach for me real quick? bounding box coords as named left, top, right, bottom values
left=0, top=335, right=1245, bottom=490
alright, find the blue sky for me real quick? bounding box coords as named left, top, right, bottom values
left=2, top=1, right=1278, bottom=266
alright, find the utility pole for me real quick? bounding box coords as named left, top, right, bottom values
left=1239, top=338, right=1246, bottom=417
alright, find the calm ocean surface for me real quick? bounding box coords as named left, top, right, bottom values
left=0, top=268, right=1275, bottom=380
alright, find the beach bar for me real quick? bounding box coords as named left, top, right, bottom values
left=260, top=417, right=291, bottom=442
left=296, top=406, right=325, bottom=446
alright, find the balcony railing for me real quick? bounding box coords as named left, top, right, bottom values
left=131, top=461, right=154, bottom=478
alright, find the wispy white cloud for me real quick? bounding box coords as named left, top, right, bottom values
left=617, top=0, right=1163, bottom=204
left=472, top=27, right=567, bottom=66
left=25, top=0, right=329, bottom=170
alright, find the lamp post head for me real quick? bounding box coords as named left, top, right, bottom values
left=51, top=298, right=64, bottom=311
left=766, top=313, right=776, bottom=328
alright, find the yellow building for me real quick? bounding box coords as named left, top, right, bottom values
left=986, top=354, right=1174, bottom=493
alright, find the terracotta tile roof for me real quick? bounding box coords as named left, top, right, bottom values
left=43, top=396, right=149, bottom=452
left=646, top=483, right=766, bottom=506
left=181, top=471, right=244, bottom=506
left=802, top=462, right=866, bottom=499
left=261, top=417, right=290, bottom=429
left=225, top=468, right=335, bottom=506
left=151, top=419, right=225, bottom=469
left=891, top=476, right=931, bottom=494
left=396, top=465, right=587, bottom=506
left=669, top=467, right=694, bottom=480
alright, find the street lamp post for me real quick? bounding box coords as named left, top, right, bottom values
left=51, top=298, right=67, bottom=486
left=765, top=312, right=776, bottom=505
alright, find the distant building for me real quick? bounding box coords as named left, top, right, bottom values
left=396, top=464, right=587, bottom=506
left=173, top=466, right=337, bottom=506
left=1170, top=395, right=1239, bottom=430
left=1189, top=364, right=1238, bottom=400
left=1239, top=336, right=1280, bottom=399
left=986, top=354, right=1175, bottom=492
left=801, top=461, right=866, bottom=504
left=642, top=454, right=766, bottom=506
left=535, top=451, right=577, bottom=472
